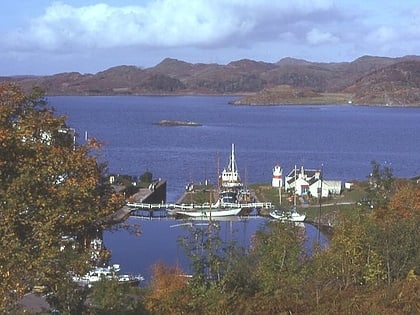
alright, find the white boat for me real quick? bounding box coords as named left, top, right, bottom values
left=176, top=206, right=242, bottom=218
left=73, top=264, right=144, bottom=287
left=219, top=144, right=243, bottom=190
left=269, top=208, right=306, bottom=222
left=174, top=144, right=252, bottom=219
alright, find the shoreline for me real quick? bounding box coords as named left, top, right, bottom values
left=45, top=94, right=420, bottom=107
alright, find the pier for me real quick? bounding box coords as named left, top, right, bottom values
left=126, top=201, right=271, bottom=210
left=128, top=180, right=167, bottom=204
left=126, top=201, right=272, bottom=220
left=104, top=179, right=167, bottom=223
left=107, top=201, right=272, bottom=222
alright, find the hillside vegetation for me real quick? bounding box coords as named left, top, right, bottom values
left=2, top=55, right=420, bottom=106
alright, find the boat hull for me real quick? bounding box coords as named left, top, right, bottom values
left=269, top=210, right=306, bottom=222
left=72, top=265, right=144, bottom=287
left=176, top=207, right=242, bottom=218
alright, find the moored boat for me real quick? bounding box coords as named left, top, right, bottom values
left=269, top=208, right=306, bottom=222
left=171, top=144, right=264, bottom=219
left=176, top=206, right=243, bottom=218
left=219, top=143, right=243, bottom=190
left=72, top=264, right=144, bottom=287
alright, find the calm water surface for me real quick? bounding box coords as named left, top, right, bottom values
left=50, top=96, right=420, bottom=279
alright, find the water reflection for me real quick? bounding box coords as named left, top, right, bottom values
left=103, top=216, right=327, bottom=282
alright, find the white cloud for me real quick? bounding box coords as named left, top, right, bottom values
left=2, top=0, right=337, bottom=52
left=366, top=26, right=397, bottom=44
left=406, top=7, right=420, bottom=40
left=1, top=0, right=419, bottom=75
left=306, top=28, right=338, bottom=45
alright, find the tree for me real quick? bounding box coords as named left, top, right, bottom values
left=249, top=221, right=308, bottom=313
left=320, top=213, right=385, bottom=290
left=303, top=212, right=388, bottom=314
left=375, top=181, right=420, bottom=222
left=372, top=182, right=420, bottom=283
left=145, top=262, right=189, bottom=314
left=366, top=160, right=394, bottom=208
left=0, top=83, right=124, bottom=312
left=373, top=218, right=420, bottom=284
left=90, top=279, right=147, bottom=315
left=176, top=221, right=251, bottom=314
left=139, top=171, right=152, bottom=184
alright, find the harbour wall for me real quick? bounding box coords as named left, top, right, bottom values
left=141, top=180, right=167, bottom=204
left=104, top=180, right=167, bottom=223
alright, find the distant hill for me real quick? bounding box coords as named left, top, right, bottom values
left=344, top=60, right=420, bottom=105
left=2, top=55, right=420, bottom=106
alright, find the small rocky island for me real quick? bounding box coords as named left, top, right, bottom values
left=153, top=119, right=202, bottom=127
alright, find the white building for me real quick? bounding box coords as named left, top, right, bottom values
left=272, top=164, right=283, bottom=188
left=284, top=166, right=341, bottom=198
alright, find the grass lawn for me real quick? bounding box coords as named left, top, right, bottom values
left=179, top=181, right=372, bottom=226
left=250, top=181, right=371, bottom=223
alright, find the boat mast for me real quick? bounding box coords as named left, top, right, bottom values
left=279, top=182, right=282, bottom=206
left=231, top=143, right=236, bottom=173
left=217, top=152, right=220, bottom=197
left=209, top=187, right=212, bottom=222
left=294, top=165, right=297, bottom=208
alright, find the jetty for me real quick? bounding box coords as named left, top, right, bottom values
left=108, top=199, right=272, bottom=222
left=126, top=201, right=272, bottom=211
left=104, top=180, right=167, bottom=223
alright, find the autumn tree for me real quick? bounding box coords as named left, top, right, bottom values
left=145, top=262, right=189, bottom=314
left=248, top=221, right=308, bottom=314
left=329, top=213, right=385, bottom=289
left=374, top=181, right=420, bottom=222
left=176, top=221, right=256, bottom=314
left=0, top=83, right=124, bottom=312
left=372, top=182, right=420, bottom=283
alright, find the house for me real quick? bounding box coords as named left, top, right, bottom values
left=284, top=166, right=342, bottom=198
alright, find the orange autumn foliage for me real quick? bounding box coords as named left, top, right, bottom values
left=374, top=182, right=420, bottom=222
left=146, top=262, right=190, bottom=313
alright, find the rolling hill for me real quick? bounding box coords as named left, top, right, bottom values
left=2, top=55, right=420, bottom=106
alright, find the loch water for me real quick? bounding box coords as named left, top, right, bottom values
left=50, top=95, right=420, bottom=280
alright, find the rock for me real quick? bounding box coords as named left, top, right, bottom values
left=153, top=119, right=202, bottom=126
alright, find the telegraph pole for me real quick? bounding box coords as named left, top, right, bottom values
left=317, top=164, right=323, bottom=245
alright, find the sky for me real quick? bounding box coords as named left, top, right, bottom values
left=1, top=0, right=419, bottom=75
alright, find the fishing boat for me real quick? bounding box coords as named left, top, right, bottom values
left=219, top=143, right=243, bottom=190
left=72, top=264, right=144, bottom=287
left=174, top=144, right=251, bottom=219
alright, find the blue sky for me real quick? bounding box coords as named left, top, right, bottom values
left=1, top=0, right=419, bottom=75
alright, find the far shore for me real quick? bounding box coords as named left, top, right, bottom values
left=44, top=93, right=420, bottom=107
